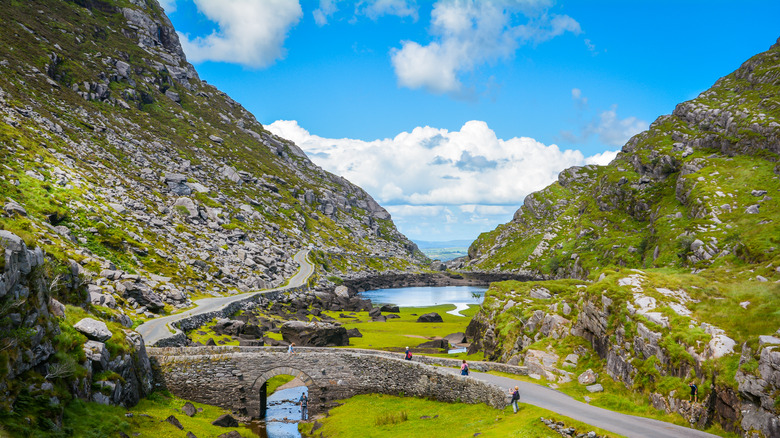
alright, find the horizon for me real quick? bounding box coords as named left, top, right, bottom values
left=161, top=0, right=780, bottom=242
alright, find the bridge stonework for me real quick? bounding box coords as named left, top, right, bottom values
left=149, top=346, right=507, bottom=418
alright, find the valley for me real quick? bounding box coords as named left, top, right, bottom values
left=0, top=1, right=778, bottom=438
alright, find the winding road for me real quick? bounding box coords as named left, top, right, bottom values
left=438, top=367, right=718, bottom=438
left=136, top=249, right=313, bottom=346
left=137, top=250, right=717, bottom=437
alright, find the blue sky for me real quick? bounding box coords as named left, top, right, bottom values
left=160, top=0, right=779, bottom=243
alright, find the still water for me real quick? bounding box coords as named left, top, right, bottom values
left=359, top=285, right=487, bottom=314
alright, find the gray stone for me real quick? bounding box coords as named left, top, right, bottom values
left=745, top=204, right=760, bottom=214
left=165, top=415, right=184, bottom=430
left=280, top=321, right=348, bottom=347
left=758, top=335, right=780, bottom=346
left=578, top=369, right=597, bottom=385
left=73, top=318, right=112, bottom=341
left=416, top=313, right=443, bottom=323
left=83, top=340, right=109, bottom=371
left=586, top=384, right=603, bottom=393
left=530, top=287, right=552, bottom=299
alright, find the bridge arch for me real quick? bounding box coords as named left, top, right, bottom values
left=251, top=366, right=315, bottom=418
left=150, top=346, right=506, bottom=419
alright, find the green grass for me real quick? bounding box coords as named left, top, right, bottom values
left=323, top=304, right=478, bottom=352
left=299, top=394, right=622, bottom=438
left=266, top=374, right=296, bottom=395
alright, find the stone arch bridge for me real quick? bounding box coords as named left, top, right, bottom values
left=149, top=346, right=507, bottom=418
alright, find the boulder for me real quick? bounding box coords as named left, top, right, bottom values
left=444, top=332, right=467, bottom=344
left=182, top=401, right=197, bottom=417
left=73, top=318, right=112, bottom=341
left=165, top=415, right=184, bottom=430
left=416, top=313, right=443, bottom=323
left=212, top=414, right=238, bottom=427
left=346, top=328, right=363, bottom=338
left=372, top=315, right=387, bottom=322
left=417, top=339, right=449, bottom=349
left=116, top=280, right=164, bottom=312
left=578, top=369, right=598, bottom=385
left=380, top=304, right=400, bottom=313
left=280, top=321, right=349, bottom=347
left=368, top=307, right=381, bottom=318
left=586, top=384, right=604, bottom=393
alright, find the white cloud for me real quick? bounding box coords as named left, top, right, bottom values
left=267, top=119, right=613, bottom=240
left=158, top=0, right=177, bottom=12
left=390, top=0, right=580, bottom=94
left=178, top=0, right=302, bottom=68
left=589, top=105, right=647, bottom=147
left=358, top=0, right=419, bottom=20
left=584, top=149, right=619, bottom=166
left=313, top=0, right=339, bottom=26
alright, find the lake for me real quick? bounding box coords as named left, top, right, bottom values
left=359, top=285, right=487, bottom=316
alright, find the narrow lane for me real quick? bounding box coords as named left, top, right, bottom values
left=136, top=249, right=312, bottom=346
left=438, top=367, right=718, bottom=438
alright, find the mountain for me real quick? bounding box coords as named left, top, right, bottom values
left=0, top=0, right=426, bottom=432
left=464, top=38, right=780, bottom=436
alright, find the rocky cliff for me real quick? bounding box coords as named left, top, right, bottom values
left=0, top=0, right=426, bottom=432
left=465, top=39, right=780, bottom=436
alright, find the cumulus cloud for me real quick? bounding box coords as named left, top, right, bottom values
left=313, top=0, right=339, bottom=26
left=390, top=0, right=580, bottom=94
left=178, top=0, right=302, bottom=68
left=267, top=119, right=612, bottom=240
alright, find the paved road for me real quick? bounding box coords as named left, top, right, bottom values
left=439, top=367, right=717, bottom=438
left=136, top=249, right=312, bottom=346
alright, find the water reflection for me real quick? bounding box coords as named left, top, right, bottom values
left=359, top=286, right=486, bottom=310
left=249, top=386, right=307, bottom=438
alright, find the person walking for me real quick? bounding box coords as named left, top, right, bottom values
left=688, top=381, right=698, bottom=403
left=288, top=342, right=295, bottom=354
left=404, top=346, right=412, bottom=360
left=460, top=360, right=469, bottom=376
left=509, top=386, right=520, bottom=413
left=299, top=392, right=308, bottom=420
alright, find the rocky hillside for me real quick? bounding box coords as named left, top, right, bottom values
left=0, top=0, right=426, bottom=432
left=465, top=39, right=780, bottom=436
left=0, top=0, right=425, bottom=317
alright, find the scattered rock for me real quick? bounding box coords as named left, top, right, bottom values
left=529, top=287, right=552, bottom=299
left=416, top=313, right=443, bottom=323
left=578, top=369, right=597, bottom=385
left=182, top=401, right=197, bottom=417
left=164, top=415, right=184, bottom=430
left=586, top=384, right=604, bottom=393
left=73, top=318, right=112, bottom=341
left=211, top=413, right=239, bottom=427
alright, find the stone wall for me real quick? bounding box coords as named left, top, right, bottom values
left=152, top=286, right=305, bottom=347
left=149, top=346, right=508, bottom=418
left=340, top=272, right=541, bottom=293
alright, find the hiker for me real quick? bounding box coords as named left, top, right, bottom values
left=404, top=346, right=412, bottom=360
left=509, top=386, right=520, bottom=413
left=288, top=342, right=295, bottom=354
left=689, top=381, right=698, bottom=403
left=299, top=392, right=308, bottom=420
left=460, top=360, right=469, bottom=376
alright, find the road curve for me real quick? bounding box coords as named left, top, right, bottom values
left=136, top=249, right=312, bottom=346
left=439, top=367, right=717, bottom=438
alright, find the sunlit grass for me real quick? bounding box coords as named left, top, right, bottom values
left=299, top=394, right=622, bottom=438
